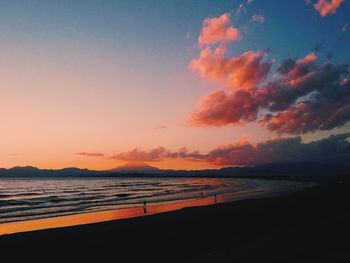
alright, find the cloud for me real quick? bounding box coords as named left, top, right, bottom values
left=199, top=133, right=350, bottom=165
left=198, top=13, right=240, bottom=47
left=76, top=152, right=105, bottom=157
left=191, top=49, right=272, bottom=90
left=192, top=51, right=350, bottom=133
left=190, top=12, right=350, bottom=134
left=235, top=3, right=247, bottom=16
left=191, top=13, right=271, bottom=91
left=189, top=89, right=261, bottom=126
left=259, top=58, right=350, bottom=133
left=110, top=134, right=350, bottom=166
left=154, top=125, right=167, bottom=130
left=110, top=147, right=201, bottom=162
left=111, top=147, right=171, bottom=162
left=313, top=0, right=343, bottom=17
left=252, top=14, right=265, bottom=24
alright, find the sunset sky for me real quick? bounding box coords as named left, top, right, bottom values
left=1, top=0, right=350, bottom=170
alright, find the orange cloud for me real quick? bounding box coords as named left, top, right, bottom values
left=191, top=49, right=271, bottom=90
left=76, top=152, right=105, bottom=157
left=192, top=12, right=270, bottom=91
left=198, top=13, right=240, bottom=46
left=313, top=0, right=343, bottom=17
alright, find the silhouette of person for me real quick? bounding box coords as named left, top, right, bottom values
left=214, top=193, right=217, bottom=203
left=200, top=192, right=204, bottom=198
left=143, top=200, right=147, bottom=213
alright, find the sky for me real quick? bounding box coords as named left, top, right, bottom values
left=0, top=0, right=350, bottom=170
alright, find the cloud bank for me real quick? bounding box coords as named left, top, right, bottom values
left=111, top=133, right=350, bottom=166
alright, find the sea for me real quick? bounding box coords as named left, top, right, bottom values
left=0, top=177, right=310, bottom=224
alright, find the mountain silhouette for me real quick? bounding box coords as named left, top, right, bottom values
left=109, top=162, right=160, bottom=173
left=0, top=161, right=349, bottom=178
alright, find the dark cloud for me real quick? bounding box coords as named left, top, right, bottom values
left=260, top=61, right=350, bottom=133
left=277, top=58, right=296, bottom=74
left=198, top=133, right=350, bottom=165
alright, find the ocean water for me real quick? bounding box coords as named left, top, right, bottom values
left=0, top=177, right=308, bottom=224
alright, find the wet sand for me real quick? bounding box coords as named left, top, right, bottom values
left=1, top=176, right=349, bottom=262
left=0, top=187, right=299, bottom=235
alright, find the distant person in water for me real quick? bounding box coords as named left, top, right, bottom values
left=143, top=200, right=147, bottom=213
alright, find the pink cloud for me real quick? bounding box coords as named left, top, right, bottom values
left=252, top=14, right=265, bottom=24
left=198, top=13, right=240, bottom=46
left=111, top=147, right=200, bottom=162
left=189, top=89, right=261, bottom=127
left=313, top=0, right=343, bottom=17
left=76, top=152, right=105, bottom=157
left=111, top=147, right=172, bottom=162
left=154, top=125, right=167, bottom=130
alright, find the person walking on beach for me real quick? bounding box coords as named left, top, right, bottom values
left=143, top=200, right=147, bottom=213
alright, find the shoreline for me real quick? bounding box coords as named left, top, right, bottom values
left=1, top=177, right=349, bottom=262
left=0, top=184, right=306, bottom=236
left=1, top=177, right=350, bottom=262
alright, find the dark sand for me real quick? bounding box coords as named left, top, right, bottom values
left=1, top=176, right=350, bottom=262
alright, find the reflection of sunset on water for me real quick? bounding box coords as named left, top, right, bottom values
left=0, top=195, right=221, bottom=235
left=0, top=181, right=309, bottom=236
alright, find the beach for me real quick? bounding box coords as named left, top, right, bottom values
left=1, top=176, right=349, bottom=262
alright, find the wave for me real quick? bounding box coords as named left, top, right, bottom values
left=0, top=177, right=309, bottom=224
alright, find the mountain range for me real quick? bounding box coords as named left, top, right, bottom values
left=0, top=161, right=349, bottom=178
